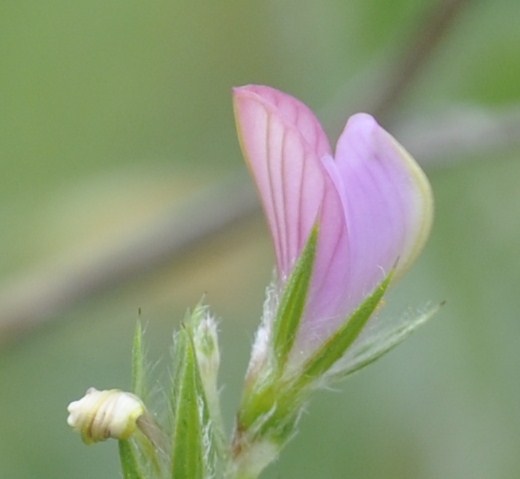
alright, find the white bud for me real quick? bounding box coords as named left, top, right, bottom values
left=67, top=387, right=144, bottom=444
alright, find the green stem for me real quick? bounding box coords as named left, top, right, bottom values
left=226, top=430, right=279, bottom=479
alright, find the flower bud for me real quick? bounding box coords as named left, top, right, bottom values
left=67, top=387, right=145, bottom=444
left=191, top=307, right=220, bottom=391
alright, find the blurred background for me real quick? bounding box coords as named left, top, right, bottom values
left=1, top=0, right=519, bottom=477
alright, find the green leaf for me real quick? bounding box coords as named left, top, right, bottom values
left=171, top=328, right=207, bottom=479
left=119, top=439, right=146, bottom=479
left=272, top=227, right=318, bottom=370
left=132, top=321, right=145, bottom=398
left=127, top=322, right=168, bottom=478
left=296, top=273, right=392, bottom=388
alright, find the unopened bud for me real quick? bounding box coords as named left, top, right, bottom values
left=67, top=387, right=144, bottom=444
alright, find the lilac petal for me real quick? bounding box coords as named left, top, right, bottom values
left=295, top=113, right=433, bottom=353
left=233, top=85, right=332, bottom=278
left=334, top=113, right=433, bottom=283
left=234, top=85, right=433, bottom=361
left=290, top=157, right=352, bottom=352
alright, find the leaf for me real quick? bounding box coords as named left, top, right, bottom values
left=170, top=328, right=209, bottom=479
left=119, top=439, right=146, bottom=479
left=132, top=321, right=146, bottom=398
left=126, top=322, right=166, bottom=478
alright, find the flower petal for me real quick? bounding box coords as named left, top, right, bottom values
left=294, top=113, right=433, bottom=353
left=335, top=113, right=433, bottom=283
left=233, top=85, right=332, bottom=278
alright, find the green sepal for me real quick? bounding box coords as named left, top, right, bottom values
left=236, top=379, right=301, bottom=441
left=170, top=327, right=210, bottom=479
left=331, top=301, right=443, bottom=379
left=238, top=274, right=392, bottom=442
left=234, top=228, right=318, bottom=458
left=119, top=439, right=146, bottom=479
left=272, top=227, right=318, bottom=370
left=295, top=272, right=393, bottom=388
left=234, top=272, right=396, bottom=479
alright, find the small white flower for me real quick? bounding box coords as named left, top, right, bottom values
left=67, top=387, right=144, bottom=444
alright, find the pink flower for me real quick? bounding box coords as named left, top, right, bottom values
left=233, top=85, right=433, bottom=362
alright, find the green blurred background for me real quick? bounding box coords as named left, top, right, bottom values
left=1, top=0, right=519, bottom=477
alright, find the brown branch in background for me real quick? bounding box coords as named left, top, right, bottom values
left=0, top=175, right=260, bottom=347
left=371, top=0, right=472, bottom=121
left=1, top=104, right=519, bottom=347
left=0, top=0, right=492, bottom=349
left=397, top=105, right=520, bottom=165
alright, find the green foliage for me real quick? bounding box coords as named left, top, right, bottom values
left=119, top=440, right=146, bottom=479
left=170, top=307, right=222, bottom=479
left=170, top=328, right=207, bottom=479
left=116, top=323, right=150, bottom=479
left=132, top=322, right=146, bottom=399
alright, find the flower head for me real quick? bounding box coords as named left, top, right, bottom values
left=233, top=85, right=433, bottom=362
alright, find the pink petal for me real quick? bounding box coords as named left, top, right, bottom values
left=334, top=113, right=433, bottom=285
left=294, top=113, right=433, bottom=352
left=233, top=85, right=332, bottom=278
left=234, top=85, right=433, bottom=361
